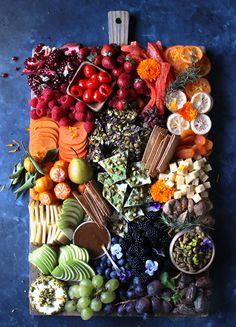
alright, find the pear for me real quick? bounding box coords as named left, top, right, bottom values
left=68, top=157, right=93, bottom=184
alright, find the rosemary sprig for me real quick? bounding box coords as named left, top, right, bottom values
left=165, top=65, right=201, bottom=101
left=160, top=213, right=213, bottom=231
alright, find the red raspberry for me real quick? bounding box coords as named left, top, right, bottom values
left=48, top=99, right=58, bottom=109
left=36, top=98, right=47, bottom=110
left=59, top=117, right=70, bottom=126
left=42, top=88, right=54, bottom=101
left=28, top=97, right=38, bottom=108
left=51, top=106, right=63, bottom=122
left=30, top=109, right=39, bottom=120
left=59, top=95, right=74, bottom=109
left=84, top=121, right=95, bottom=133
left=36, top=107, right=47, bottom=118
left=75, top=101, right=87, bottom=113
left=75, top=111, right=86, bottom=122
left=53, top=90, right=61, bottom=99
left=86, top=110, right=94, bottom=122
left=46, top=109, right=52, bottom=118
left=68, top=112, right=75, bottom=121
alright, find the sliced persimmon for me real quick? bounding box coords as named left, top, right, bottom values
left=185, top=78, right=211, bottom=99
left=180, top=46, right=203, bottom=64
left=59, top=122, right=87, bottom=145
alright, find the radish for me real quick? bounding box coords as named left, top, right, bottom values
left=102, top=56, right=116, bottom=70
left=117, top=73, right=133, bottom=88
left=112, top=66, right=124, bottom=77
left=116, top=100, right=127, bottom=111
left=117, top=88, right=130, bottom=100
left=124, top=60, right=137, bottom=73
left=133, top=78, right=148, bottom=95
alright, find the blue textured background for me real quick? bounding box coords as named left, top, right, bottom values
left=0, top=0, right=235, bottom=326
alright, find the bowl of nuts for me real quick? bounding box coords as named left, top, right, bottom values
left=169, top=227, right=215, bottom=274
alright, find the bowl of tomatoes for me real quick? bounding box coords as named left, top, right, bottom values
left=67, top=61, right=114, bottom=112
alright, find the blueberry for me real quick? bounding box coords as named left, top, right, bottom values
left=117, top=258, right=125, bottom=266
left=96, top=267, right=103, bottom=275
left=103, top=304, right=116, bottom=315
left=117, top=304, right=126, bottom=316
left=110, top=271, right=117, bottom=279
left=100, top=261, right=107, bottom=269
left=125, top=263, right=129, bottom=269
left=106, top=258, right=112, bottom=267
left=105, top=268, right=112, bottom=279
left=133, top=276, right=140, bottom=286
left=135, top=285, right=145, bottom=296
left=127, top=289, right=135, bottom=299
left=111, top=255, right=117, bottom=261
left=112, top=236, right=119, bottom=243
left=118, top=289, right=127, bottom=301
left=101, top=255, right=107, bottom=262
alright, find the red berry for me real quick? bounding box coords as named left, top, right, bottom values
left=68, top=112, right=76, bottom=122
left=84, top=121, right=95, bottom=133
left=28, top=97, right=38, bottom=108
left=48, top=99, right=58, bottom=109
left=93, top=54, right=103, bottom=66
left=117, top=88, right=130, bottom=100
left=59, top=95, right=74, bottom=109
left=59, top=117, right=70, bottom=126
left=75, top=101, right=87, bottom=113
left=42, top=88, right=54, bottom=100
left=46, top=109, right=52, bottom=118
left=36, top=98, right=47, bottom=110
left=75, top=111, right=86, bottom=122
left=86, top=110, right=94, bottom=122
left=36, top=107, right=47, bottom=118
left=116, top=55, right=125, bottom=65
left=124, top=60, right=137, bottom=73
left=117, top=73, right=133, bottom=88
left=101, top=56, right=116, bottom=70
left=30, top=109, right=39, bottom=120
left=51, top=106, right=63, bottom=122
left=53, top=90, right=61, bottom=99
left=116, top=100, right=127, bottom=111
left=128, top=89, right=137, bottom=101
left=112, top=66, right=124, bottom=77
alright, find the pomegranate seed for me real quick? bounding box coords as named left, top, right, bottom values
left=2, top=73, right=9, bottom=78
left=15, top=67, right=20, bottom=71
left=11, top=56, right=19, bottom=61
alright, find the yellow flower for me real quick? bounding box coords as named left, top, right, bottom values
left=137, top=59, right=161, bottom=82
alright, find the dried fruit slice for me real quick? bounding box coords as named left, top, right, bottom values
left=164, top=45, right=183, bottom=65
left=177, top=147, right=195, bottom=159
left=185, top=78, right=211, bottom=99
left=191, top=92, right=213, bottom=114
left=180, top=46, right=203, bottom=64
left=198, top=54, right=212, bottom=76
left=191, top=114, right=212, bottom=135
left=167, top=113, right=190, bottom=135
left=165, top=90, right=187, bottom=112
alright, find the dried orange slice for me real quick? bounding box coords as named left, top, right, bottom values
left=191, top=114, right=212, bottom=135
left=180, top=46, right=203, bottom=64
left=164, top=45, right=183, bottom=65
left=167, top=113, right=190, bottom=135
left=198, top=54, right=211, bottom=76
left=50, top=166, right=67, bottom=183
left=185, top=78, right=211, bottom=99
left=54, top=182, right=71, bottom=200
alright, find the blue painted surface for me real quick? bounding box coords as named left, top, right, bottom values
left=0, top=0, right=235, bottom=326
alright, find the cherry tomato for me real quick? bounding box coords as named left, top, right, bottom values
left=93, top=90, right=106, bottom=103
left=78, top=79, right=88, bottom=89
left=83, top=89, right=95, bottom=103
left=97, top=71, right=112, bottom=84
left=99, top=84, right=113, bottom=98
left=86, top=74, right=100, bottom=89
left=70, top=85, right=83, bottom=97
left=83, top=64, right=97, bottom=78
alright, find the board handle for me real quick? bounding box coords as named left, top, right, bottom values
left=108, top=11, right=129, bottom=45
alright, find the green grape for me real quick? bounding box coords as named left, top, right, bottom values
left=80, top=279, right=94, bottom=289
left=105, top=279, right=120, bottom=292
left=90, top=298, right=102, bottom=312
left=68, top=285, right=81, bottom=299
left=100, top=291, right=116, bottom=304
left=92, top=275, right=104, bottom=288
left=78, top=285, right=93, bottom=297
left=64, top=300, right=77, bottom=312
left=77, top=297, right=91, bottom=309
left=81, top=307, right=94, bottom=320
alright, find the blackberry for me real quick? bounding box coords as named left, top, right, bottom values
left=139, top=272, right=150, bottom=285
left=124, top=234, right=133, bottom=243
left=127, top=244, right=136, bottom=256
left=159, top=233, right=171, bottom=245
left=153, top=221, right=162, bottom=230
left=145, top=228, right=160, bottom=239
left=119, top=239, right=129, bottom=251
left=145, top=211, right=159, bottom=220
left=128, top=223, right=137, bottom=234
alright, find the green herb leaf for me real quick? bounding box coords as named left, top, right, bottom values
left=161, top=296, right=171, bottom=302
left=161, top=272, right=176, bottom=291
left=161, top=272, right=168, bottom=285
left=14, top=172, right=37, bottom=198
left=10, top=166, right=24, bottom=179
left=171, top=292, right=182, bottom=305
left=21, top=142, right=46, bottom=175
left=41, top=148, right=59, bottom=164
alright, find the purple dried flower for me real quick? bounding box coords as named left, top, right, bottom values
left=117, top=267, right=131, bottom=281
left=147, top=201, right=161, bottom=212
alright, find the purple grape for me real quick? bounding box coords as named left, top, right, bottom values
left=117, top=305, right=126, bottom=316
left=151, top=297, right=162, bottom=314
left=135, top=297, right=151, bottom=314
left=127, top=289, right=135, bottom=300
left=162, top=300, right=173, bottom=313
left=126, top=301, right=136, bottom=314
left=135, top=285, right=145, bottom=297
left=103, top=304, right=116, bottom=315
left=147, top=280, right=162, bottom=296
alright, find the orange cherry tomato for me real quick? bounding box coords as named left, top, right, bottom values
left=54, top=182, right=71, bottom=200
left=50, top=166, right=67, bottom=183
left=34, top=175, right=54, bottom=193
left=39, top=191, right=54, bottom=205
left=180, top=46, right=203, bottom=64
left=185, top=78, right=211, bottom=99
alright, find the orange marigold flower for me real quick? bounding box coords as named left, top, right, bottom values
left=150, top=180, right=175, bottom=203
left=178, top=102, right=198, bottom=121
left=137, top=58, right=161, bottom=82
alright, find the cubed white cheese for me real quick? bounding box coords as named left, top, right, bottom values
left=192, top=193, right=202, bottom=203
left=165, top=180, right=175, bottom=188
left=174, top=191, right=182, bottom=199
left=193, top=160, right=202, bottom=170
left=185, top=175, right=193, bottom=184
left=159, top=173, right=168, bottom=180
left=192, top=178, right=200, bottom=186
left=187, top=192, right=195, bottom=199
left=199, top=157, right=207, bottom=164
left=185, top=158, right=193, bottom=165
left=195, top=184, right=206, bottom=193
left=204, top=164, right=212, bottom=172
left=200, top=172, right=209, bottom=182
left=176, top=175, right=185, bottom=189
left=169, top=162, right=178, bottom=172
left=189, top=171, right=200, bottom=180
left=201, top=191, right=209, bottom=198
left=204, top=181, right=211, bottom=189
left=167, top=172, right=176, bottom=181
